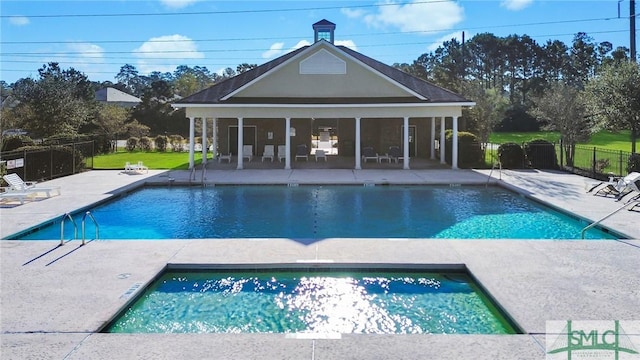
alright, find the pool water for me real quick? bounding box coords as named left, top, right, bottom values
left=17, top=185, right=617, bottom=240
left=106, top=269, right=518, bottom=334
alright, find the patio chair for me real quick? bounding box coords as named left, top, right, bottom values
left=2, top=173, right=61, bottom=198
left=0, top=189, right=36, bottom=205
left=624, top=179, right=640, bottom=210
left=387, top=146, right=404, bottom=164
left=242, top=145, right=253, bottom=162
left=593, top=172, right=640, bottom=200
left=295, top=144, right=308, bottom=161
left=315, top=149, right=327, bottom=162
left=261, top=145, right=275, bottom=162
left=361, top=147, right=379, bottom=163
left=136, top=161, right=149, bottom=173
left=277, top=145, right=287, bottom=162
left=218, top=153, right=232, bottom=163
left=124, top=162, right=137, bottom=173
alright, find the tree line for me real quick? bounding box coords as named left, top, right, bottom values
left=0, top=62, right=257, bottom=149
left=0, top=31, right=638, bottom=157
left=393, top=32, right=639, bottom=156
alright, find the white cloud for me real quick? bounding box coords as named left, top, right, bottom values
left=341, top=8, right=366, bottom=19
left=51, top=43, right=107, bottom=78
left=501, top=0, right=534, bottom=11
left=159, top=0, right=199, bottom=9
left=335, top=40, right=358, bottom=51
left=262, top=42, right=285, bottom=59
left=345, top=0, right=464, bottom=34
left=262, top=40, right=311, bottom=60
left=427, top=31, right=465, bottom=51
left=9, top=16, right=30, bottom=26
left=133, top=34, right=204, bottom=74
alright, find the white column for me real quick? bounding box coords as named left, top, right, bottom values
left=285, top=117, right=291, bottom=170
left=355, top=117, right=361, bottom=170
left=237, top=117, right=244, bottom=170
left=212, top=117, right=218, bottom=158
left=430, top=117, right=436, bottom=160
left=201, top=117, right=208, bottom=164
left=440, top=117, right=446, bottom=164
left=452, top=116, right=459, bottom=169
left=403, top=116, right=410, bottom=170
left=188, top=117, right=195, bottom=169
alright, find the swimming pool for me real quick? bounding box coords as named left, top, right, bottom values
left=105, top=267, right=519, bottom=334
left=14, top=185, right=617, bottom=240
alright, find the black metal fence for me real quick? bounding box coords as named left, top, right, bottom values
left=0, top=141, right=94, bottom=183
left=486, top=141, right=636, bottom=180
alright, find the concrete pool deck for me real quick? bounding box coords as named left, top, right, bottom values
left=1, top=168, right=639, bottom=359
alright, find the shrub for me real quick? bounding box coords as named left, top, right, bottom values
left=444, top=130, right=484, bottom=168
left=628, top=153, right=640, bottom=173
left=524, top=139, right=558, bottom=169
left=1, top=135, right=35, bottom=152
left=125, top=137, right=139, bottom=152
left=138, top=136, right=152, bottom=151
left=497, top=143, right=525, bottom=168
left=155, top=135, right=168, bottom=152
left=170, top=135, right=184, bottom=152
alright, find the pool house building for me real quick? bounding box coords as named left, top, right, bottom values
left=173, top=20, right=475, bottom=170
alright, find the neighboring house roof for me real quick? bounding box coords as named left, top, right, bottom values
left=175, top=41, right=470, bottom=106
left=95, top=87, right=141, bottom=107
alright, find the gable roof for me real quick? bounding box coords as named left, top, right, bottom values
left=95, top=87, right=142, bottom=105
left=174, top=41, right=470, bottom=106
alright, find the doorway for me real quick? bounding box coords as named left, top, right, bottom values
left=228, top=125, right=257, bottom=155
left=312, top=118, right=338, bottom=155
left=401, top=125, right=417, bottom=157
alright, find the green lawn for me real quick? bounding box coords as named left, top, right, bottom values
left=93, top=151, right=207, bottom=170
left=489, top=130, right=634, bottom=152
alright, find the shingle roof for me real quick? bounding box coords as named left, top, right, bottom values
left=175, top=42, right=470, bottom=105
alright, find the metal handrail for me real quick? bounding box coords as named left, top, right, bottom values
left=581, top=200, right=639, bottom=239
left=486, top=154, right=502, bottom=187
left=201, top=160, right=207, bottom=185
left=60, top=213, right=78, bottom=246
left=81, top=211, right=99, bottom=245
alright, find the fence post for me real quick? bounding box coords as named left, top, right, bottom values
left=72, top=140, right=76, bottom=175
left=23, top=149, right=27, bottom=180
left=619, top=150, right=623, bottom=176
left=592, top=147, right=597, bottom=177
left=50, top=145, right=54, bottom=180
left=559, top=140, right=563, bottom=169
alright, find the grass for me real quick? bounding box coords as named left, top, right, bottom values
left=489, top=130, right=634, bottom=152
left=93, top=150, right=206, bottom=170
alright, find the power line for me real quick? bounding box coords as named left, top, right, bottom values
left=0, top=16, right=627, bottom=45
left=0, top=1, right=450, bottom=19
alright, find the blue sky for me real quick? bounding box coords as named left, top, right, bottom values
left=0, top=0, right=635, bottom=84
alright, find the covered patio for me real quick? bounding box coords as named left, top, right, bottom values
left=173, top=20, right=474, bottom=171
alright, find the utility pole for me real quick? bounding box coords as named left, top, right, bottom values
left=632, top=0, right=637, bottom=62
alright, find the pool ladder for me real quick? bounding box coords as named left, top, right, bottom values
left=580, top=199, right=639, bottom=239
left=485, top=154, right=502, bottom=187
left=59, top=211, right=100, bottom=245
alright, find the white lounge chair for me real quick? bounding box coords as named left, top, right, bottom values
left=2, top=173, right=61, bottom=198
left=262, top=145, right=275, bottom=162
left=361, top=147, right=379, bottom=163
left=243, top=145, right=253, bottom=162
left=218, top=153, right=232, bottom=163
left=0, top=189, right=36, bottom=205
left=277, top=145, right=286, bottom=162
left=387, top=146, right=406, bottom=164
left=593, top=172, right=640, bottom=200
left=315, top=149, right=327, bottom=162
left=136, top=161, right=149, bottom=173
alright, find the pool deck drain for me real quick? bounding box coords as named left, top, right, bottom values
left=1, top=168, right=639, bottom=359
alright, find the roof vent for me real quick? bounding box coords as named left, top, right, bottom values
left=313, top=19, right=336, bottom=44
